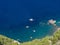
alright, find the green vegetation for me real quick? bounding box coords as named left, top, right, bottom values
left=0, top=35, right=21, bottom=45
left=0, top=30, right=60, bottom=45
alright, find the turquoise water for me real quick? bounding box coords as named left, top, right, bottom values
left=0, top=21, right=57, bottom=42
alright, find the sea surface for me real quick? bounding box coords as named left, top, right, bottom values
left=0, top=0, right=60, bottom=42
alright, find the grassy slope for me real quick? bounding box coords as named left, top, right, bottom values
left=0, top=35, right=21, bottom=45
left=0, top=30, right=60, bottom=45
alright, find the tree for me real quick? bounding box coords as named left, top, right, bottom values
left=0, top=42, right=3, bottom=45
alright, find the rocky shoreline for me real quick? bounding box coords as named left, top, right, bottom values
left=0, top=28, right=60, bottom=45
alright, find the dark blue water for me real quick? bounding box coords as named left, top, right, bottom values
left=0, top=0, right=60, bottom=42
